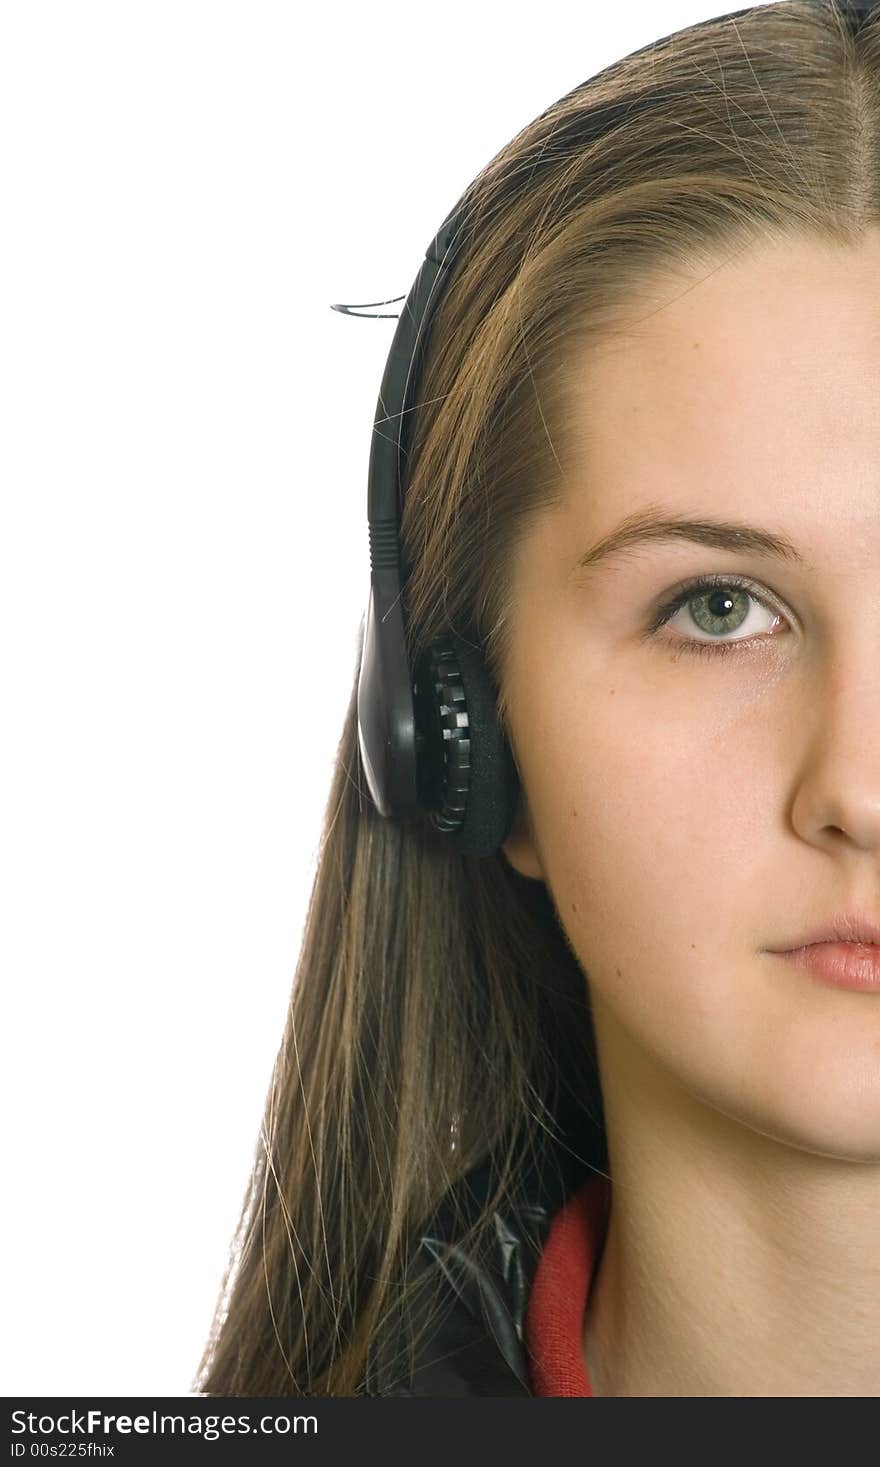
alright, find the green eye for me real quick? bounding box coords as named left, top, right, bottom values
left=647, top=574, right=788, bottom=659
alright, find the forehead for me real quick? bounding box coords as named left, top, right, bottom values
left=556, top=230, right=880, bottom=536
left=571, top=230, right=880, bottom=459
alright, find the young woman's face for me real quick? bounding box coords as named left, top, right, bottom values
left=501, top=229, right=880, bottom=1164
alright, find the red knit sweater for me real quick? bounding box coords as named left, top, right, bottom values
left=523, top=1171, right=612, bottom=1396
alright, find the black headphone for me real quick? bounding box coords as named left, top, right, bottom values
left=331, top=0, right=876, bottom=861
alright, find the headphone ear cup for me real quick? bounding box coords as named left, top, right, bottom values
left=414, top=630, right=520, bottom=858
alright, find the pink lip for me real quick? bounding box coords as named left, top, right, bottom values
left=775, top=942, right=880, bottom=991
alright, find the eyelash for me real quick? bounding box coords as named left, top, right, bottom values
left=647, top=573, right=789, bottom=660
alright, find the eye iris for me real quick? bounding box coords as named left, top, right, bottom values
left=692, top=586, right=749, bottom=634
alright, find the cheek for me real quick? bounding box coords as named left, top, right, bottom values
left=519, top=655, right=779, bottom=1015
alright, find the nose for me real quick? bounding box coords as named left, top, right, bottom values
left=789, top=652, right=880, bottom=854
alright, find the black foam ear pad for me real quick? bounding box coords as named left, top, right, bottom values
left=418, top=630, right=521, bottom=858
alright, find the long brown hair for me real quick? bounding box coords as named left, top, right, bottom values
left=194, top=0, right=880, bottom=1396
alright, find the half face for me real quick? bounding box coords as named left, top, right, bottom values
left=501, top=228, right=880, bottom=1164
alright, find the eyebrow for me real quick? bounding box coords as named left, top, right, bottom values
left=574, top=507, right=806, bottom=573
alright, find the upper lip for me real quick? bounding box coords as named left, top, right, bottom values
left=770, top=915, right=880, bottom=951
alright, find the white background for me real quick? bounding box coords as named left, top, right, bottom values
left=0, top=0, right=771, bottom=1397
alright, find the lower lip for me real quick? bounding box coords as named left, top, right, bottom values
left=774, top=942, right=880, bottom=990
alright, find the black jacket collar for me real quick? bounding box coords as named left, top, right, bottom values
left=364, top=1122, right=604, bottom=1396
